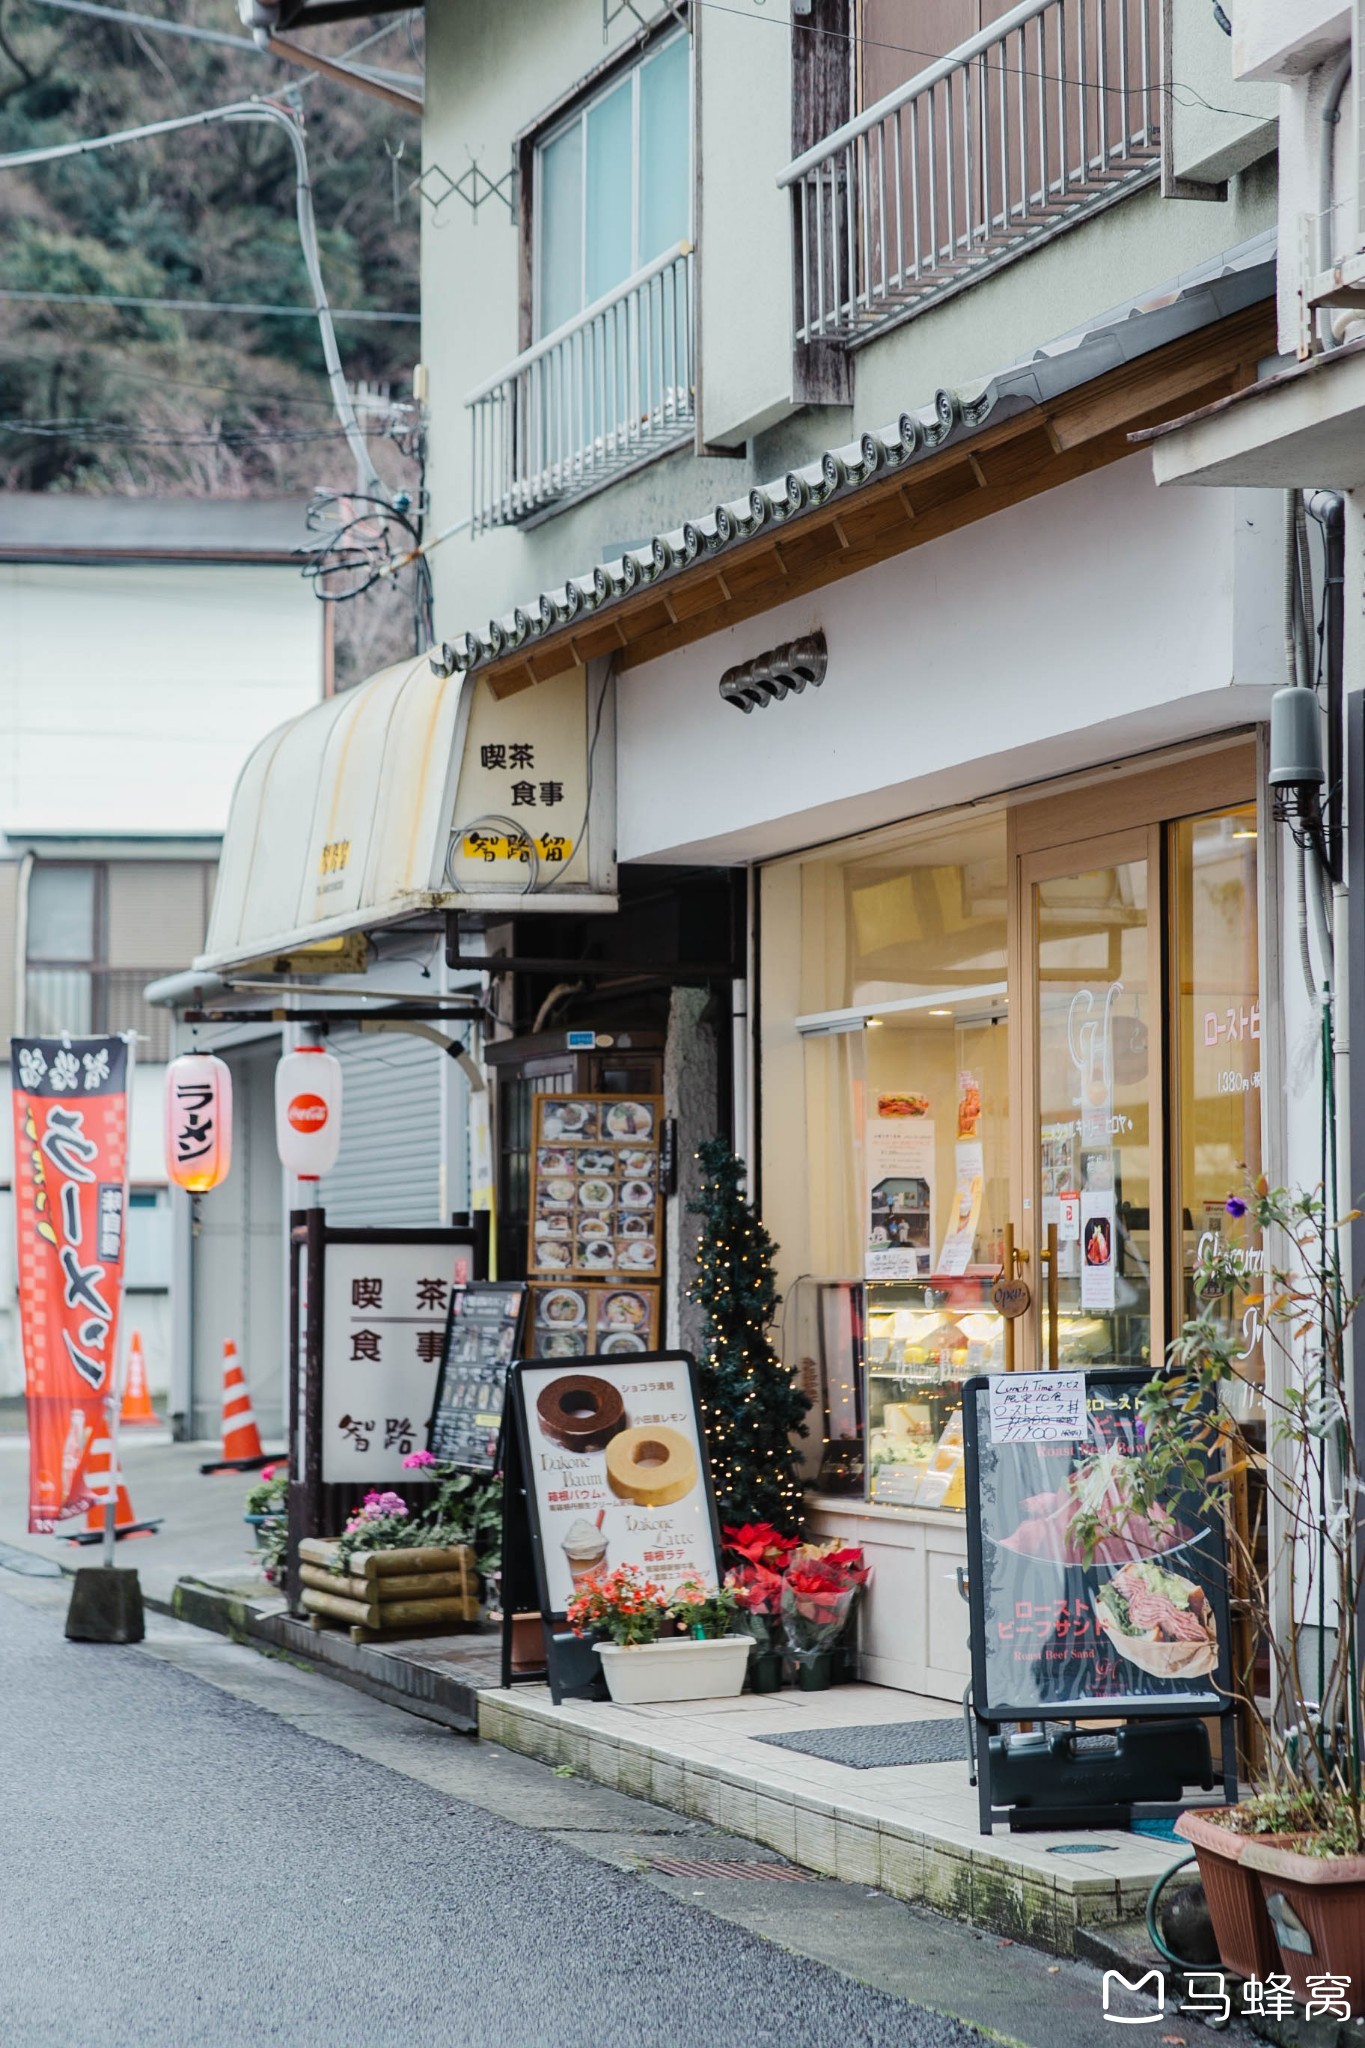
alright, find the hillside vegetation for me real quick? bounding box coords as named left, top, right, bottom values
left=0, top=0, right=422, bottom=499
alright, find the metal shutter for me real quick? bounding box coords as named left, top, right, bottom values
left=323, top=1029, right=444, bottom=1226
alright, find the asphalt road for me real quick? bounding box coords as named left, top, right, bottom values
left=0, top=1583, right=992, bottom=2048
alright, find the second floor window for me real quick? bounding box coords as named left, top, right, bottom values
left=25, top=858, right=216, bottom=1061
left=535, top=28, right=690, bottom=338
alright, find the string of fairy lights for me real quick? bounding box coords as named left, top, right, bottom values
left=689, top=1139, right=808, bottom=1529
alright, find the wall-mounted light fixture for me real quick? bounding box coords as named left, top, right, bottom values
left=718, top=631, right=827, bottom=714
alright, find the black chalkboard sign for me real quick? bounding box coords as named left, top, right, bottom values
left=427, top=1283, right=527, bottom=1470
left=962, top=1369, right=1234, bottom=1723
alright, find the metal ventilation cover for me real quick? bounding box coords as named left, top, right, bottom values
left=718, top=632, right=828, bottom=714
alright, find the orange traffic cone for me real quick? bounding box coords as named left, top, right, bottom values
left=120, top=1331, right=158, bottom=1426
left=66, top=1429, right=160, bottom=1544
left=198, top=1341, right=273, bottom=1474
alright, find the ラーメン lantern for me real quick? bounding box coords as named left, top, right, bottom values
left=164, top=1052, right=233, bottom=1193
left=275, top=1045, right=342, bottom=1179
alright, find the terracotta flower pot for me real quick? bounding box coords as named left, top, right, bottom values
left=1239, top=1835, right=1365, bottom=2010
left=1175, top=1809, right=1280, bottom=1981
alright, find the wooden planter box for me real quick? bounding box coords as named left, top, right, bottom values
left=298, top=1538, right=479, bottom=1644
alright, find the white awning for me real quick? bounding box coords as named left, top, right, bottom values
left=198, top=651, right=616, bottom=973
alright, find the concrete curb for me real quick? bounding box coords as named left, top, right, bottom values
left=169, top=1574, right=490, bottom=1734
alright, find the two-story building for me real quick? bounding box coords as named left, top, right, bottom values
left=0, top=493, right=324, bottom=1424
left=200, top=0, right=1340, bottom=1702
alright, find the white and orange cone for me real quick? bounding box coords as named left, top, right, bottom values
left=119, top=1331, right=157, bottom=1427
left=66, top=1430, right=159, bottom=1544
left=199, top=1341, right=272, bottom=1474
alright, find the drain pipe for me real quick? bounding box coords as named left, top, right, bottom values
left=1318, top=48, right=1354, bottom=351
left=1285, top=493, right=1320, bottom=1004
left=1308, top=492, right=1350, bottom=1320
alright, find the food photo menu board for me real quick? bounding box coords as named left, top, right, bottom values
left=528, top=1282, right=660, bottom=1360
left=528, top=1093, right=664, bottom=1283
left=427, top=1282, right=527, bottom=1471
left=509, top=1352, right=722, bottom=1616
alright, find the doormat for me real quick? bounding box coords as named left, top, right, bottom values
left=1129, top=1817, right=1183, bottom=1843
left=755, top=1718, right=972, bottom=1769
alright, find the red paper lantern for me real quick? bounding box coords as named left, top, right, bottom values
left=164, top=1052, right=233, bottom=1193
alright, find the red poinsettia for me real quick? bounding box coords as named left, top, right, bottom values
left=820, top=1546, right=871, bottom=1585
left=724, top=1521, right=799, bottom=1570
left=782, top=1562, right=858, bottom=1646
left=724, top=1561, right=785, bottom=1616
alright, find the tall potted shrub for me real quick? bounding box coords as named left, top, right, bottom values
left=1115, top=1179, right=1365, bottom=2004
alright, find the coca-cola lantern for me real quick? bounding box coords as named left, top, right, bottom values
left=275, top=1045, right=342, bottom=1179
left=164, top=1051, right=233, bottom=1193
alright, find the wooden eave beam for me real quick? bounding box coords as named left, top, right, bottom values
left=479, top=299, right=1275, bottom=699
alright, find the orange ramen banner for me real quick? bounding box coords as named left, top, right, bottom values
left=10, top=1036, right=130, bottom=1533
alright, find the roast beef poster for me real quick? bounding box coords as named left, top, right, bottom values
left=965, top=1373, right=1230, bottom=1717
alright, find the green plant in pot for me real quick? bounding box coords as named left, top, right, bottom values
left=1107, top=1178, right=1365, bottom=2007
left=243, top=1464, right=288, bottom=1586
left=781, top=1551, right=868, bottom=1692
left=567, top=1566, right=750, bottom=1705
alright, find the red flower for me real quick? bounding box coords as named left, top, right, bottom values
left=724, top=1521, right=799, bottom=1569
left=724, top=1562, right=784, bottom=1615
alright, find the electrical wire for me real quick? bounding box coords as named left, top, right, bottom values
left=22, top=0, right=423, bottom=90
left=0, top=96, right=382, bottom=496
left=0, top=340, right=381, bottom=408
left=693, top=0, right=1273, bottom=125
left=0, top=285, right=416, bottom=323
left=0, top=418, right=382, bottom=443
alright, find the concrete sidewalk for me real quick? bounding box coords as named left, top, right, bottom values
left=0, top=1431, right=1192, bottom=1960
left=0, top=1429, right=284, bottom=1609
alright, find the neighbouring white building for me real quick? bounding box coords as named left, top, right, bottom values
left=0, top=494, right=325, bottom=1414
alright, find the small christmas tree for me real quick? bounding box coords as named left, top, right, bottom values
left=688, top=1138, right=809, bottom=1532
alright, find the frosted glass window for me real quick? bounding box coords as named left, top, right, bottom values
left=639, top=33, right=690, bottom=259
left=27, top=864, right=95, bottom=962
left=535, top=30, right=690, bottom=337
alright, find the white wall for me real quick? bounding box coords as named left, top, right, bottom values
left=615, top=456, right=1283, bottom=864
left=0, top=561, right=322, bottom=833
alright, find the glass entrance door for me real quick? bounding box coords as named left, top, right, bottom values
left=1022, top=828, right=1163, bottom=1373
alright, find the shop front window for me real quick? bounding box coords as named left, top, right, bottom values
left=1171, top=806, right=1263, bottom=1404
left=762, top=753, right=1262, bottom=1518
left=1032, top=840, right=1154, bottom=1372
left=778, top=813, right=1012, bottom=1509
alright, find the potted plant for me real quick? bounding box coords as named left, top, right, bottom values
left=724, top=1521, right=799, bottom=1692
left=1113, top=1179, right=1365, bottom=2007
left=726, top=1561, right=787, bottom=1692
left=243, top=1463, right=287, bottom=1547
left=567, top=1565, right=749, bottom=1705
left=299, top=1486, right=480, bottom=1641
left=791, top=1538, right=869, bottom=1683
left=781, top=1548, right=869, bottom=1691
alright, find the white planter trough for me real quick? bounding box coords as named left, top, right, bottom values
left=596, top=1634, right=750, bottom=1705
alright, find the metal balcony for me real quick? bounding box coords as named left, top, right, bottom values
left=465, top=242, right=695, bottom=533
left=779, top=0, right=1161, bottom=348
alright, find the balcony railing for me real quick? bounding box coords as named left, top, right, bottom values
left=779, top=0, right=1160, bottom=347
left=466, top=242, right=695, bottom=533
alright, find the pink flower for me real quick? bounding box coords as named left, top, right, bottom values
left=260, top=1465, right=276, bottom=1482
left=402, top=1449, right=437, bottom=1469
